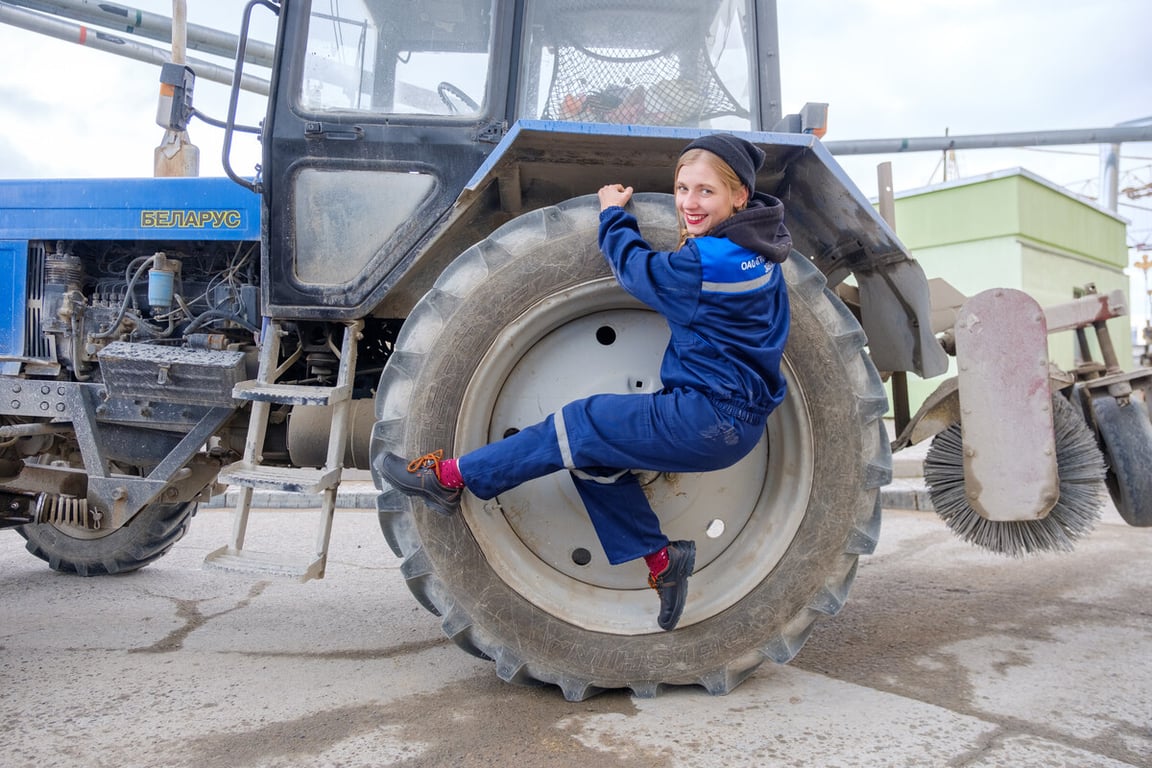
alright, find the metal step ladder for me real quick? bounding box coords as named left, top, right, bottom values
left=205, top=318, right=363, bottom=581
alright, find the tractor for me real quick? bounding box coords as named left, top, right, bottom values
left=2, top=0, right=1149, bottom=700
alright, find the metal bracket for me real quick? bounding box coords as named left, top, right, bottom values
left=65, top=383, right=233, bottom=527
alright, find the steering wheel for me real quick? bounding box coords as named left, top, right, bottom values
left=437, top=81, right=480, bottom=114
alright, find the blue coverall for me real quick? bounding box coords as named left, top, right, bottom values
left=458, top=203, right=791, bottom=564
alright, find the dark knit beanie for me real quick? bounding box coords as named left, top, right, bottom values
left=681, top=133, right=766, bottom=195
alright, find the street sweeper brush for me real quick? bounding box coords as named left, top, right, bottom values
left=923, top=393, right=1108, bottom=556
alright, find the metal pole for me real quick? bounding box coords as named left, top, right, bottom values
left=876, top=161, right=911, bottom=436
left=154, top=0, right=198, bottom=177
left=5, top=0, right=275, bottom=67
left=1097, top=117, right=1152, bottom=213
left=170, top=0, right=184, bottom=64
left=756, top=0, right=783, bottom=129
left=824, top=125, right=1152, bottom=155
left=0, top=2, right=270, bottom=94
left=1099, top=143, right=1120, bottom=212
left=877, top=161, right=896, bottom=229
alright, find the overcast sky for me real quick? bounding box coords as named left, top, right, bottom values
left=1, top=0, right=1150, bottom=320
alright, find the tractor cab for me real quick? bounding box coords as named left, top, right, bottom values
left=230, top=0, right=785, bottom=318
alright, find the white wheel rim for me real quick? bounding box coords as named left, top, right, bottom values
left=457, top=278, right=814, bottom=634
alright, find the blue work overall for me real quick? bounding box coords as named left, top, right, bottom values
left=458, top=203, right=789, bottom=565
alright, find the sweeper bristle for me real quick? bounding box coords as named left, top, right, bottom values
left=924, top=394, right=1108, bottom=557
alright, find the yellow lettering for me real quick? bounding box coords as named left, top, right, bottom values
left=139, top=209, right=244, bottom=229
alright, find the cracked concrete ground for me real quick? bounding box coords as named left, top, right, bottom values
left=1, top=504, right=1148, bottom=768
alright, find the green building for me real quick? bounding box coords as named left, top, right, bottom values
left=887, top=168, right=1132, bottom=413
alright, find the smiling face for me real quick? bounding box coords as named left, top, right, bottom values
left=674, top=151, right=749, bottom=238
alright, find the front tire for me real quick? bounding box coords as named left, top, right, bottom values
left=18, top=501, right=197, bottom=575
left=371, top=194, right=890, bottom=700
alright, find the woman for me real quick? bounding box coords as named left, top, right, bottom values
left=376, top=133, right=792, bottom=632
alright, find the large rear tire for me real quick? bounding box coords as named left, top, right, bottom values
left=371, top=194, right=890, bottom=700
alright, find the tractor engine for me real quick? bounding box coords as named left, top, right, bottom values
left=28, top=239, right=260, bottom=379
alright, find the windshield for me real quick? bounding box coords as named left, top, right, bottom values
left=517, top=0, right=753, bottom=129
left=297, top=0, right=754, bottom=129
left=299, top=0, right=495, bottom=116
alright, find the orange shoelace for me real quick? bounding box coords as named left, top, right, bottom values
left=407, top=449, right=445, bottom=482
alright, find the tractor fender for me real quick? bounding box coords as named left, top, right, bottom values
left=375, top=121, right=946, bottom=379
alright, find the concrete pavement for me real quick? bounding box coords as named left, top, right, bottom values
left=1, top=498, right=1149, bottom=767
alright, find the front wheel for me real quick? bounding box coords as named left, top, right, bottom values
left=18, top=500, right=197, bottom=575
left=371, top=194, right=891, bottom=700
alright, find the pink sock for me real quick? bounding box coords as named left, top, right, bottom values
left=439, top=458, right=465, bottom=489
left=643, top=547, right=669, bottom=576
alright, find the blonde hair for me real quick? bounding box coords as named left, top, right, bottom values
left=674, top=149, right=749, bottom=247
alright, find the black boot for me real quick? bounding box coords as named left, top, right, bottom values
left=377, top=451, right=462, bottom=516
left=648, top=540, right=696, bottom=631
